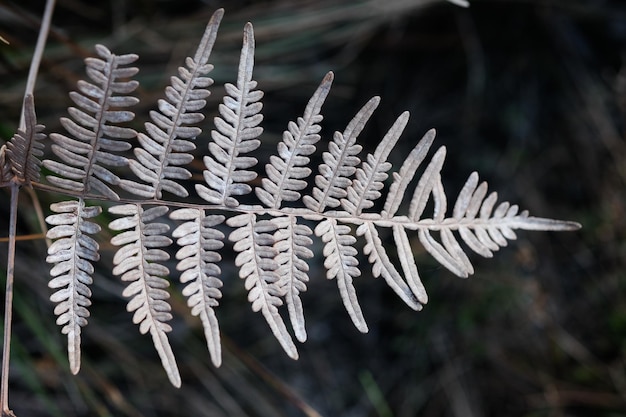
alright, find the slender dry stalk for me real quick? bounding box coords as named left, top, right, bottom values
left=1, top=183, right=19, bottom=417
left=1, top=1, right=56, bottom=413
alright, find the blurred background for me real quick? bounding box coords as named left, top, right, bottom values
left=0, top=0, right=624, bottom=416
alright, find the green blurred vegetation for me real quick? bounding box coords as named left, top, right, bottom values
left=1, top=0, right=625, bottom=416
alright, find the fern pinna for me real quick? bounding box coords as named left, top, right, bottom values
left=2, top=8, right=580, bottom=388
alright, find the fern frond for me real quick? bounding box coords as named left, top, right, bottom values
left=303, top=97, right=378, bottom=213
left=315, top=218, right=366, bottom=332
left=272, top=215, right=314, bottom=343
left=45, top=199, right=101, bottom=375
left=6, top=94, right=46, bottom=186
left=227, top=213, right=298, bottom=358
left=43, top=45, right=139, bottom=200
left=196, top=22, right=263, bottom=207
left=33, top=8, right=583, bottom=388
left=170, top=208, right=225, bottom=367
left=121, top=9, right=223, bottom=199
left=256, top=72, right=334, bottom=209
left=109, top=204, right=181, bottom=387
left=341, top=111, right=408, bottom=216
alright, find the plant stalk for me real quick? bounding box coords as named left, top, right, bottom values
left=1, top=183, right=19, bottom=415
left=19, top=0, right=56, bottom=130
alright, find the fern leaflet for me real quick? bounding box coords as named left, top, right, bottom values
left=43, top=44, right=138, bottom=200
left=170, top=208, right=225, bottom=367
left=109, top=204, right=180, bottom=387
left=196, top=22, right=263, bottom=207
left=6, top=94, right=46, bottom=186
left=46, top=199, right=101, bottom=374
left=121, top=10, right=223, bottom=199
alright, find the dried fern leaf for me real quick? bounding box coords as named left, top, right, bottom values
left=392, top=225, right=428, bottom=304
left=45, top=199, right=101, bottom=375
left=304, top=97, right=379, bottom=213
left=6, top=94, right=46, bottom=186
left=227, top=213, right=298, bottom=358
left=383, top=129, right=436, bottom=218
left=256, top=72, right=334, bottom=209
left=393, top=152, right=580, bottom=278
left=0, top=145, right=11, bottom=186
left=357, top=221, right=421, bottom=310
left=121, top=9, right=224, bottom=199
left=197, top=22, right=263, bottom=207
left=408, top=146, right=447, bottom=221
left=35, top=6, right=583, bottom=386
left=109, top=204, right=181, bottom=387
left=315, top=218, right=367, bottom=332
left=342, top=111, right=408, bottom=216
left=272, top=215, right=314, bottom=343
left=170, top=208, right=225, bottom=367
left=43, top=45, right=139, bottom=200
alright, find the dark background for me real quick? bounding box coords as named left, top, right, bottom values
left=0, top=0, right=624, bottom=416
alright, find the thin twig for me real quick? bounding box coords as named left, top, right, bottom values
left=1, top=183, right=19, bottom=415
left=19, top=0, right=56, bottom=130
left=24, top=187, right=51, bottom=248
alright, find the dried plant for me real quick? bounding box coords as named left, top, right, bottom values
left=0, top=3, right=580, bottom=415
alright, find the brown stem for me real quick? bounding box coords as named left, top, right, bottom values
left=1, top=183, right=19, bottom=415
left=19, top=0, right=57, bottom=130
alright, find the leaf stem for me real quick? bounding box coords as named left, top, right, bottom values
left=1, top=183, right=19, bottom=415
left=20, top=0, right=56, bottom=130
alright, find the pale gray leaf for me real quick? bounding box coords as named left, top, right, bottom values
left=342, top=111, right=408, bottom=215
left=256, top=72, right=333, bottom=209
left=109, top=203, right=180, bottom=387
left=407, top=146, right=446, bottom=221
left=199, top=22, right=262, bottom=207
left=272, top=216, right=314, bottom=343
left=357, top=221, right=421, bottom=310
left=315, top=218, right=367, bottom=332
left=392, top=225, right=428, bottom=304
left=6, top=94, right=46, bottom=185
left=227, top=213, right=298, bottom=359
left=304, top=97, right=379, bottom=212
left=383, top=129, right=436, bottom=218
left=171, top=208, right=225, bottom=367
left=45, top=198, right=101, bottom=375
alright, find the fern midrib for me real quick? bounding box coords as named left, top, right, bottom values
left=270, top=118, right=315, bottom=210
left=14, top=95, right=39, bottom=186
left=282, top=217, right=300, bottom=300
left=248, top=215, right=279, bottom=312
left=350, top=155, right=384, bottom=217
left=84, top=55, right=118, bottom=193
left=32, top=181, right=544, bottom=229
left=220, top=88, right=250, bottom=203
left=136, top=204, right=167, bottom=330
left=66, top=200, right=86, bottom=373
left=313, top=134, right=355, bottom=213
left=153, top=64, right=203, bottom=199
left=193, top=213, right=215, bottom=320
